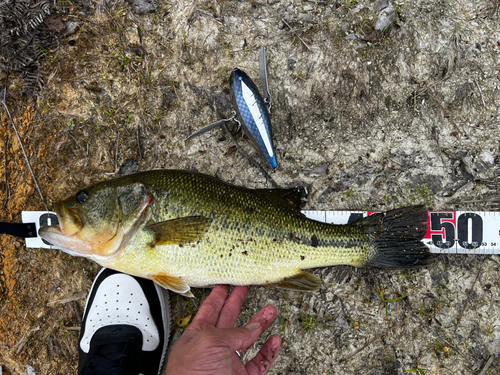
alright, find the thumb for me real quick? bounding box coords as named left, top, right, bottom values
left=217, top=322, right=263, bottom=351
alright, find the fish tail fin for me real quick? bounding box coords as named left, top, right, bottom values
left=358, top=206, right=431, bottom=269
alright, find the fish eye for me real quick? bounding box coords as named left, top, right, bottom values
left=76, top=190, right=90, bottom=203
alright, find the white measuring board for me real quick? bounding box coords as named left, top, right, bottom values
left=23, top=210, right=500, bottom=254
left=302, top=210, right=500, bottom=255
left=22, top=211, right=58, bottom=249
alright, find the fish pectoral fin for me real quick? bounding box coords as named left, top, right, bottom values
left=152, top=273, right=193, bottom=297
left=267, top=271, right=322, bottom=291
left=146, top=216, right=212, bottom=246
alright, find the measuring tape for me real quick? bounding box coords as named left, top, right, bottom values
left=302, top=210, right=500, bottom=255
left=10, top=211, right=500, bottom=254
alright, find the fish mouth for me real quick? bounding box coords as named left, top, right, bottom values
left=38, top=224, right=94, bottom=255
left=38, top=221, right=125, bottom=260
left=38, top=203, right=152, bottom=261
left=38, top=200, right=92, bottom=255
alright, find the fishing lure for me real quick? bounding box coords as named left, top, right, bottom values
left=186, top=46, right=278, bottom=169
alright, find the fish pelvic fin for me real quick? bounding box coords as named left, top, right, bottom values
left=146, top=216, right=212, bottom=246
left=266, top=271, right=322, bottom=291
left=152, top=273, right=193, bottom=297
left=356, top=205, right=432, bottom=269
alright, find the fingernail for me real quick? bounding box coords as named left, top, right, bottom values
left=245, top=322, right=261, bottom=331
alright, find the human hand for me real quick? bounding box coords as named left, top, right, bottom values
left=165, top=285, right=281, bottom=375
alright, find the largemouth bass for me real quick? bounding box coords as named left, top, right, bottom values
left=39, top=170, right=431, bottom=297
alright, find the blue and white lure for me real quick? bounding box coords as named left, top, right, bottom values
left=186, top=46, right=278, bottom=169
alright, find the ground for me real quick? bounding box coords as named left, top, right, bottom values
left=1, top=0, right=500, bottom=374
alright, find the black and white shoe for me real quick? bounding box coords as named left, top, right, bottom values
left=78, top=268, right=170, bottom=375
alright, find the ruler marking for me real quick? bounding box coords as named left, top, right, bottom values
left=301, top=210, right=500, bottom=255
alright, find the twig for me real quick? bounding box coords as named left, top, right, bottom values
left=3, top=135, right=9, bottom=208
left=114, top=93, right=139, bottom=116
left=137, top=125, right=143, bottom=159
left=221, top=123, right=279, bottom=188
left=479, top=354, right=497, bottom=375
left=15, top=326, right=40, bottom=354
left=428, top=93, right=464, bottom=136
left=196, top=8, right=224, bottom=25
left=281, top=19, right=311, bottom=51
left=66, top=130, right=83, bottom=150
left=47, top=292, right=87, bottom=306
left=406, top=300, right=472, bottom=366
left=115, top=131, right=120, bottom=173
left=303, top=91, right=334, bottom=124
left=339, top=317, right=410, bottom=364
left=63, top=326, right=81, bottom=331
left=448, top=196, right=500, bottom=204
left=285, top=96, right=294, bottom=139
left=187, top=0, right=198, bottom=22
left=473, top=78, right=486, bottom=108
left=454, top=258, right=487, bottom=333
left=1, top=102, right=46, bottom=206
left=2, top=41, right=46, bottom=207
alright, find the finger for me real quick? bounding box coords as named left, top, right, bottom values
left=188, top=285, right=230, bottom=330
left=216, top=286, right=248, bottom=328
left=245, top=334, right=281, bottom=375
left=244, top=305, right=278, bottom=339
left=238, top=305, right=278, bottom=356
left=217, top=324, right=263, bottom=352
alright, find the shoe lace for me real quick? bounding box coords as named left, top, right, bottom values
left=81, top=335, right=141, bottom=375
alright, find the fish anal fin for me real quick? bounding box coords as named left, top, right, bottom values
left=152, top=273, right=193, bottom=297
left=146, top=216, right=212, bottom=246
left=267, top=271, right=322, bottom=291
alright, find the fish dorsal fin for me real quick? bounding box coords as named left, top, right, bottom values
left=256, top=188, right=307, bottom=210
left=145, top=216, right=212, bottom=246
left=152, top=273, right=194, bottom=298
left=267, top=271, right=322, bottom=291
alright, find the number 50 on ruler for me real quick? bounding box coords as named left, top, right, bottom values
left=425, top=212, right=499, bottom=254
left=302, top=211, right=500, bottom=255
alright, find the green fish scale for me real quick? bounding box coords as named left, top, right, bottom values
left=109, top=170, right=374, bottom=286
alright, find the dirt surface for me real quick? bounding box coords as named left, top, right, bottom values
left=1, top=0, right=500, bottom=374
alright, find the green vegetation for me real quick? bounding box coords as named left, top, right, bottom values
left=299, top=309, right=319, bottom=333
left=378, top=287, right=408, bottom=319
left=406, top=368, right=427, bottom=374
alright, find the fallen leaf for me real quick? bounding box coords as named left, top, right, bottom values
left=176, top=313, right=192, bottom=327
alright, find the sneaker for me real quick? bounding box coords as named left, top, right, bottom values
left=78, top=268, right=170, bottom=375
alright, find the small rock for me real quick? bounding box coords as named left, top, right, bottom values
left=301, top=13, right=314, bottom=23
left=340, top=21, right=350, bottom=34
left=126, top=0, right=157, bottom=14
left=63, top=21, right=79, bottom=36
left=375, top=0, right=390, bottom=12
left=375, top=5, right=396, bottom=31
left=22, top=365, right=36, bottom=375
left=44, top=17, right=65, bottom=33
left=119, top=159, right=140, bottom=176
left=336, top=314, right=350, bottom=330
left=480, top=151, right=494, bottom=164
